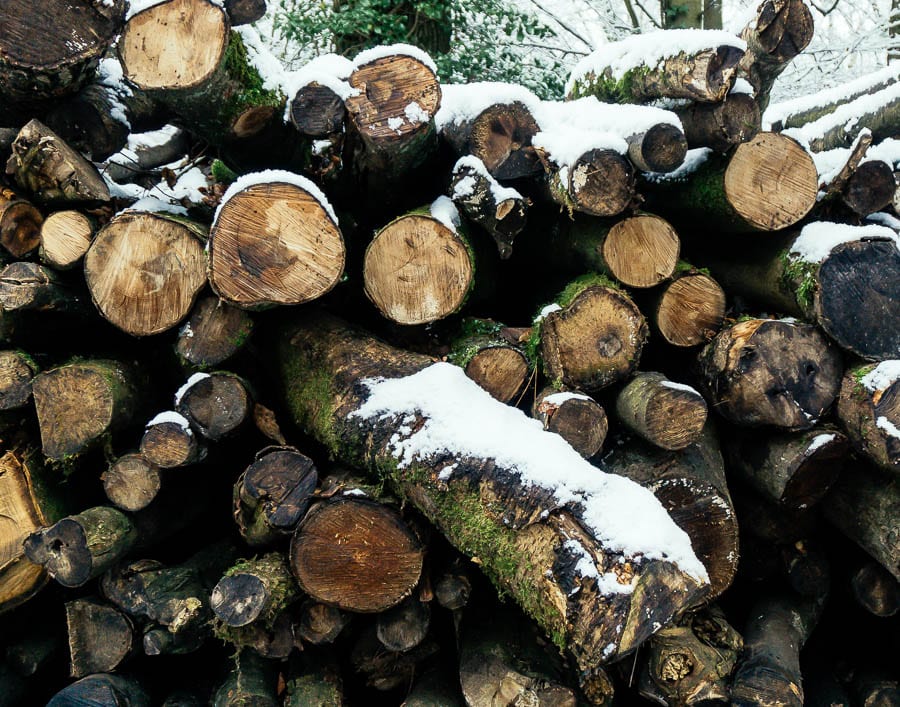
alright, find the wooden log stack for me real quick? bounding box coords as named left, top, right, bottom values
left=0, top=1, right=897, bottom=705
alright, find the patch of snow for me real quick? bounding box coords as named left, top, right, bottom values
left=353, top=43, right=437, bottom=74
left=660, top=380, right=702, bottom=396
left=126, top=196, right=188, bottom=216
left=451, top=175, right=477, bottom=199
left=129, top=124, right=182, bottom=151
left=387, top=116, right=404, bottom=133
left=806, top=433, right=836, bottom=454
left=281, top=54, right=358, bottom=121
left=789, top=222, right=900, bottom=264
left=865, top=137, right=900, bottom=168
left=214, top=169, right=338, bottom=226
left=180, top=322, right=194, bottom=339
left=97, top=57, right=133, bottom=129
left=312, top=139, right=332, bottom=156
left=534, top=303, right=561, bottom=323
left=127, top=0, right=223, bottom=20
left=435, top=82, right=541, bottom=131
left=350, top=362, right=708, bottom=586
left=860, top=361, right=900, bottom=392
left=566, top=30, right=746, bottom=95
left=730, top=78, right=754, bottom=95
left=438, top=462, right=458, bottom=481
left=404, top=101, right=430, bottom=124
left=866, top=212, right=900, bottom=231
left=564, top=538, right=632, bottom=595
left=174, top=372, right=211, bottom=406
left=429, top=196, right=460, bottom=233
left=876, top=416, right=900, bottom=439
left=147, top=410, right=192, bottom=433
left=543, top=391, right=593, bottom=406
left=644, top=147, right=711, bottom=183
left=235, top=25, right=289, bottom=94
left=343, top=488, right=368, bottom=497
left=453, top=156, right=523, bottom=203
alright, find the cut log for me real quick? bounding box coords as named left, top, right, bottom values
left=535, top=275, right=648, bottom=392
left=101, top=453, right=162, bottom=512
left=224, top=0, right=267, bottom=25
left=350, top=625, right=439, bottom=692
left=363, top=200, right=474, bottom=325
left=626, top=123, right=689, bottom=173
left=344, top=47, right=441, bottom=178
left=738, top=0, right=815, bottom=113
left=615, top=372, right=707, bottom=451
left=104, top=125, right=189, bottom=183
left=840, top=159, right=896, bottom=217
left=851, top=672, right=900, bottom=707
left=278, top=312, right=708, bottom=669
left=0, top=188, right=42, bottom=258
left=212, top=650, right=279, bottom=707
left=233, top=446, right=318, bottom=547
left=376, top=595, right=431, bottom=652
left=0, top=0, right=125, bottom=105
left=0, top=262, right=86, bottom=316
left=32, top=359, right=137, bottom=460
left=733, top=484, right=818, bottom=544
left=175, top=295, right=254, bottom=369
left=290, top=496, right=424, bottom=613
left=650, top=266, right=726, bottom=347
left=283, top=649, right=345, bottom=707
left=23, top=506, right=138, bottom=588
left=296, top=599, right=351, bottom=645
left=723, top=426, right=849, bottom=508
left=449, top=155, right=528, bottom=258
left=673, top=93, right=761, bottom=152
left=211, top=552, right=299, bottom=630
left=84, top=210, right=207, bottom=337
left=433, top=565, right=472, bottom=611
left=175, top=371, right=251, bottom=441
left=695, top=318, right=843, bottom=430
left=65, top=597, right=134, bottom=678
left=644, top=131, right=817, bottom=231
left=288, top=81, right=347, bottom=138
left=39, top=210, right=94, bottom=270
left=47, top=674, right=150, bottom=707
left=140, top=412, right=205, bottom=468
left=6, top=119, right=110, bottom=204
left=0, top=350, right=37, bottom=410
left=851, top=561, right=900, bottom=617
left=603, top=424, right=738, bottom=600
left=448, top=318, right=529, bottom=403
left=566, top=32, right=744, bottom=103
left=822, top=466, right=899, bottom=580
left=636, top=606, right=743, bottom=706
left=780, top=537, right=830, bottom=600
left=539, top=147, right=635, bottom=218
left=208, top=173, right=345, bottom=309
left=532, top=387, right=608, bottom=459
left=0, top=449, right=66, bottom=613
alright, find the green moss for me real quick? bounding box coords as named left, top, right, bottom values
left=211, top=159, right=238, bottom=185
left=569, top=66, right=651, bottom=104
left=674, top=260, right=711, bottom=277
left=221, top=31, right=285, bottom=127
left=448, top=318, right=508, bottom=368
left=780, top=251, right=818, bottom=311
left=555, top=272, right=621, bottom=307
left=281, top=353, right=339, bottom=455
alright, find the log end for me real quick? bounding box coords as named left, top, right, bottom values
left=604, top=214, right=679, bottom=289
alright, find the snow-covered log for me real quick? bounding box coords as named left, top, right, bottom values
left=836, top=361, right=900, bottom=473
left=278, top=311, right=709, bottom=670
left=531, top=387, right=608, bottom=459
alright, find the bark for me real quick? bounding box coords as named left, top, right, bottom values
left=295, top=599, right=351, bottom=645
left=0, top=449, right=67, bottom=613
left=403, top=667, right=464, bottom=707
left=39, top=210, right=94, bottom=270
left=140, top=413, right=206, bottom=468
left=32, top=359, right=137, bottom=460
left=738, top=0, right=815, bottom=113
left=532, top=387, right=608, bottom=459
left=795, top=81, right=900, bottom=152
left=851, top=560, right=900, bottom=617
left=540, top=147, right=635, bottom=218
left=85, top=210, right=208, bottom=336
left=175, top=295, right=254, bottom=370
left=46, top=674, right=150, bottom=707
left=781, top=537, right=830, bottom=600
left=840, top=160, right=896, bottom=217
left=722, top=426, right=849, bottom=508
left=822, top=466, right=899, bottom=581
left=434, top=565, right=472, bottom=611
left=208, top=178, right=345, bottom=309
left=0, top=349, right=37, bottom=410
left=363, top=206, right=474, bottom=325
left=65, top=597, right=135, bottom=677
left=211, top=552, right=299, bottom=630
left=287, top=82, right=347, bottom=138
left=603, top=424, right=738, bottom=600
left=536, top=276, right=648, bottom=392
left=448, top=319, right=529, bottom=404
left=102, top=453, right=162, bottom=512
left=233, top=446, right=318, bottom=547
left=0, top=188, right=42, bottom=258
left=0, top=262, right=87, bottom=316
left=278, top=311, right=708, bottom=670
left=643, top=131, right=817, bottom=231
left=225, top=0, right=267, bottom=25
left=176, top=371, right=251, bottom=440
left=615, top=372, right=708, bottom=451
left=733, top=484, right=819, bottom=544
left=626, top=123, right=688, bottom=173
left=649, top=266, right=726, bottom=347
left=6, top=119, right=110, bottom=204
left=105, top=126, right=189, bottom=183
left=376, top=595, right=431, bottom=652
left=449, top=157, right=528, bottom=258
left=695, top=318, right=843, bottom=430
left=212, top=650, right=279, bottom=707
left=350, top=625, right=439, bottom=692
left=440, top=101, right=542, bottom=179
left=290, top=496, right=424, bottom=613
left=673, top=93, right=761, bottom=152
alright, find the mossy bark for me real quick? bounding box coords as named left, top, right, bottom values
left=836, top=363, right=900, bottom=473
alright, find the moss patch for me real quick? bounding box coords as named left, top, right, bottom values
left=781, top=251, right=818, bottom=311
left=221, top=31, right=285, bottom=128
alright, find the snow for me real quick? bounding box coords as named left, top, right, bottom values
left=865, top=137, right=900, bottom=167
left=126, top=196, right=188, bottom=216
left=860, top=361, right=900, bottom=392
left=660, top=380, right=702, bottom=396
left=404, top=102, right=430, bottom=124
left=429, top=196, right=461, bottom=233
left=644, top=147, right=711, bottom=183
left=543, top=391, right=593, bottom=406
left=353, top=43, right=438, bottom=74
left=174, top=372, right=211, bottom=406
left=350, top=362, right=708, bottom=586
left=214, top=169, right=338, bottom=226
left=453, top=156, right=523, bottom=203
left=147, top=410, right=192, bottom=432
left=807, top=433, right=836, bottom=454
left=127, top=124, right=182, bottom=151
left=789, top=222, right=900, bottom=264
left=730, top=78, right=754, bottom=96
left=97, top=57, right=132, bottom=128
left=435, top=82, right=541, bottom=131
left=387, top=117, right=404, bottom=133
left=565, top=29, right=746, bottom=95
left=876, top=416, right=900, bottom=439
left=312, top=139, right=332, bottom=156
left=451, top=175, right=477, bottom=199
left=127, top=0, right=223, bottom=20
left=343, top=488, right=368, bottom=497
left=281, top=54, right=358, bottom=121
left=235, top=25, right=290, bottom=94
left=534, top=303, right=561, bottom=323
left=563, top=538, right=632, bottom=595
left=866, top=212, right=900, bottom=231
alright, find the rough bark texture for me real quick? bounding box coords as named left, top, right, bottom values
left=615, top=372, right=708, bottom=451
left=0, top=350, right=37, bottom=410
left=212, top=650, right=279, bottom=706
left=837, top=364, right=900, bottom=474
left=532, top=387, right=608, bottom=459
left=626, top=123, right=688, bottom=173
left=0, top=262, right=86, bottom=316
left=65, top=597, right=134, bottom=677
left=674, top=93, right=761, bottom=152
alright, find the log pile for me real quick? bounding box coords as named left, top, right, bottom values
left=0, top=0, right=898, bottom=705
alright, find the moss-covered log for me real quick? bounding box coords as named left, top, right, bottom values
left=277, top=311, right=708, bottom=670
left=448, top=318, right=530, bottom=404
left=211, top=552, right=299, bottom=635
left=283, top=649, right=346, bottom=707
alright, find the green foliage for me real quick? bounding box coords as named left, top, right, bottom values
left=273, top=0, right=567, bottom=99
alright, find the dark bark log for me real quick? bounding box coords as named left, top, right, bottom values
left=284, top=648, right=345, bottom=706
left=0, top=262, right=87, bottom=316
left=649, top=266, right=726, bottom=347
left=674, top=93, right=761, bottom=152
left=738, top=0, right=815, bottom=113
left=841, top=160, right=896, bottom=217
left=290, top=497, right=424, bottom=613
left=6, top=119, right=110, bottom=204
left=376, top=594, right=431, bottom=652
left=532, top=386, right=608, bottom=459
left=350, top=625, right=440, bottom=692
left=84, top=210, right=208, bottom=336
left=449, top=319, right=529, bottom=404
left=104, top=125, right=189, bottom=183
left=780, top=537, right=830, bottom=600
left=175, top=371, right=251, bottom=440
left=615, top=372, right=707, bottom=450
left=0, top=188, right=42, bottom=258
left=540, top=147, right=635, bottom=218
left=433, top=565, right=471, bottom=611
left=288, top=81, right=347, bottom=138
left=695, top=318, right=843, bottom=430
left=65, top=597, right=135, bottom=678
left=403, top=666, right=464, bottom=707
left=225, top=0, right=267, bottom=25
left=39, top=210, right=94, bottom=270
left=208, top=177, right=345, bottom=309
left=233, top=446, right=317, bottom=547
left=295, top=599, right=351, bottom=645
left=175, top=295, right=254, bottom=370
left=0, top=349, right=36, bottom=410
left=626, top=123, right=688, bottom=173
left=211, top=552, right=299, bottom=629
left=102, top=453, right=162, bottom=512
left=851, top=560, right=900, bottom=617
left=24, top=505, right=138, bottom=588
left=723, top=426, right=849, bottom=508
left=212, top=650, right=279, bottom=707
left=47, top=674, right=150, bottom=707
left=733, top=483, right=819, bottom=544
left=278, top=311, right=708, bottom=670
left=140, top=412, right=206, bottom=468
left=32, top=359, right=137, bottom=460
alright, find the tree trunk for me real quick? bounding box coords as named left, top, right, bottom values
left=695, top=318, right=843, bottom=430
left=225, top=0, right=267, bottom=25
left=208, top=176, right=345, bottom=309
left=174, top=295, right=254, bottom=370
left=295, top=600, right=351, bottom=645
left=38, top=210, right=94, bottom=270
left=350, top=625, right=439, bottom=692
left=648, top=266, right=726, bottom=347
left=539, top=147, right=635, bottom=218
left=0, top=188, right=42, bottom=259
left=278, top=311, right=708, bottom=670
left=176, top=371, right=251, bottom=440
left=615, top=372, right=708, bottom=451
left=288, top=81, right=347, bottom=138
left=140, top=412, right=205, bottom=468
left=102, top=453, right=162, bottom=512
left=626, top=123, right=689, bottom=173
left=836, top=362, right=900, bottom=473
left=84, top=210, right=208, bottom=336
left=448, top=319, right=529, bottom=404
left=0, top=262, right=87, bottom=316
left=211, top=552, right=299, bottom=631
left=674, top=93, right=761, bottom=152
left=65, top=597, right=135, bottom=677
left=839, top=159, right=896, bottom=217
left=532, top=387, right=608, bottom=459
